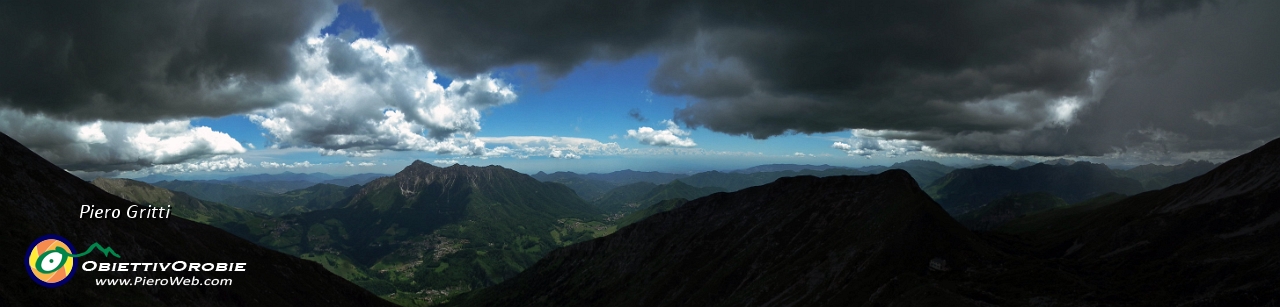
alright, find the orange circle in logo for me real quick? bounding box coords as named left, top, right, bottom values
left=27, top=235, right=76, bottom=287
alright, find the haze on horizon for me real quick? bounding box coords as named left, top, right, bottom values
left=0, top=0, right=1277, bottom=178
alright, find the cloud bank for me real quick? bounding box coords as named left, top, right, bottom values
left=366, top=0, right=1280, bottom=157
left=0, top=108, right=245, bottom=171
left=0, top=0, right=334, bottom=122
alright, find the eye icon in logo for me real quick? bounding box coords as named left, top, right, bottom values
left=28, top=235, right=76, bottom=287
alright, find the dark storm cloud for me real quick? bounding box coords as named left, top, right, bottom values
left=659, top=0, right=1119, bottom=138
left=0, top=0, right=334, bottom=122
left=366, top=0, right=1120, bottom=135
left=365, top=0, right=692, bottom=77
left=367, top=0, right=1280, bottom=157
left=919, top=0, right=1280, bottom=156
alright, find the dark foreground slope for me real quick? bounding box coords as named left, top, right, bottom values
left=0, top=133, right=393, bottom=306
left=1007, top=138, right=1280, bottom=304
left=448, top=170, right=1038, bottom=306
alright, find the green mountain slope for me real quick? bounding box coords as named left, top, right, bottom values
left=246, top=161, right=607, bottom=305
left=590, top=182, right=657, bottom=212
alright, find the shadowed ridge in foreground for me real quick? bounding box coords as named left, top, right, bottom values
left=447, top=170, right=1030, bottom=306
left=0, top=131, right=395, bottom=306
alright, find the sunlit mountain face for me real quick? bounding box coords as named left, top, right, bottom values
left=2, top=0, right=1278, bottom=306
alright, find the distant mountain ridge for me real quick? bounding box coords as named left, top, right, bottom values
left=730, top=164, right=847, bottom=173
left=592, top=180, right=724, bottom=214
left=531, top=171, right=616, bottom=200
left=887, top=159, right=955, bottom=187
left=153, top=180, right=275, bottom=203
left=151, top=172, right=385, bottom=201
left=220, top=183, right=359, bottom=215
left=1118, top=159, right=1218, bottom=190
left=226, top=171, right=337, bottom=183
left=927, top=161, right=1145, bottom=215
left=90, top=178, right=266, bottom=231
left=573, top=169, right=689, bottom=186
left=534, top=166, right=867, bottom=201
left=679, top=168, right=870, bottom=191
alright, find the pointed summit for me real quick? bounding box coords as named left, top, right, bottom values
left=296, top=159, right=602, bottom=292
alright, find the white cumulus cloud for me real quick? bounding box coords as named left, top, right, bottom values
left=260, top=161, right=315, bottom=169
left=145, top=156, right=251, bottom=174
left=549, top=150, right=581, bottom=159
left=831, top=129, right=935, bottom=158
left=626, top=120, right=697, bottom=147
left=250, top=36, right=517, bottom=156
left=0, top=108, right=245, bottom=171
left=477, top=136, right=624, bottom=159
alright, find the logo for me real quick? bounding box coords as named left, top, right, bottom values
left=26, top=235, right=120, bottom=288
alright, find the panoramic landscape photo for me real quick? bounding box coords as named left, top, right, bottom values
left=2, top=0, right=1279, bottom=306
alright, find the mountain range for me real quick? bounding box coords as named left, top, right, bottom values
left=150, top=172, right=385, bottom=200
left=926, top=161, right=1146, bottom=215
left=1117, top=159, right=1219, bottom=190
left=445, top=137, right=1280, bottom=306
left=446, top=170, right=1020, bottom=306
left=238, top=162, right=606, bottom=305
left=534, top=161, right=955, bottom=202
left=592, top=180, right=724, bottom=215
left=7, top=122, right=1267, bottom=306
left=95, top=160, right=617, bottom=305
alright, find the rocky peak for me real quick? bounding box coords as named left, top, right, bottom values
left=353, top=160, right=533, bottom=203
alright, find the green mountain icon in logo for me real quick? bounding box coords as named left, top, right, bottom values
left=72, top=242, right=122, bottom=258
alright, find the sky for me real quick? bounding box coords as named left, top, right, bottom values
left=0, top=0, right=1277, bottom=178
